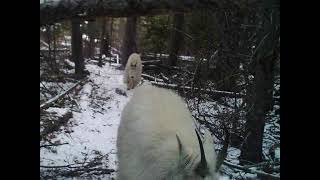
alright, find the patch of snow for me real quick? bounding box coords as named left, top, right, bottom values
left=219, top=175, right=231, bottom=180
left=65, top=36, right=71, bottom=40
left=180, top=55, right=195, bottom=61
left=64, top=59, right=75, bottom=67
left=41, top=62, right=132, bottom=178
left=239, top=63, right=244, bottom=70
left=82, top=34, right=89, bottom=41
left=46, top=107, right=69, bottom=117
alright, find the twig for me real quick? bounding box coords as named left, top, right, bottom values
left=40, top=143, right=69, bottom=148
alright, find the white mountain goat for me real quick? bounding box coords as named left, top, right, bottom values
left=123, top=53, right=142, bottom=90
left=117, top=85, right=219, bottom=180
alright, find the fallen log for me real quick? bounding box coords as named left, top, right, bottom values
left=40, top=0, right=221, bottom=26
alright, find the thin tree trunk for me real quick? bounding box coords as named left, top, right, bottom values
left=167, top=13, right=184, bottom=66
left=52, top=24, right=59, bottom=73
left=240, top=54, right=276, bottom=164
left=53, top=25, right=56, bottom=62
left=110, top=18, right=113, bottom=51
left=240, top=0, right=279, bottom=164
left=109, top=18, right=114, bottom=65
left=46, top=25, right=52, bottom=63
left=87, top=21, right=96, bottom=58
left=71, top=18, right=85, bottom=79
left=99, top=17, right=107, bottom=67
left=120, top=17, right=137, bottom=68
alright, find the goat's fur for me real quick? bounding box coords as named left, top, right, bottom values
left=117, top=85, right=218, bottom=180
left=123, top=53, right=142, bottom=90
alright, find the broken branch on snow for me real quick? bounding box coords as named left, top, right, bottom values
left=40, top=78, right=87, bottom=110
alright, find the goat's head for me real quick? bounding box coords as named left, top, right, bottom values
left=175, top=129, right=218, bottom=180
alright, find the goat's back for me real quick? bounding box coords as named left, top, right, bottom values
left=117, top=85, right=201, bottom=179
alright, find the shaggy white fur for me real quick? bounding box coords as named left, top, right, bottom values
left=117, top=85, right=218, bottom=180
left=123, top=53, right=142, bottom=90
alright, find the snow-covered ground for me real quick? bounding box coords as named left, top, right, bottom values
left=41, top=62, right=133, bottom=179
left=40, top=61, right=279, bottom=179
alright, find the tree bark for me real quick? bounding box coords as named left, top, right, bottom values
left=87, top=21, right=96, bottom=58
left=167, top=13, right=185, bottom=66
left=71, top=18, right=85, bottom=79
left=99, top=17, right=107, bottom=67
left=120, top=17, right=138, bottom=68
left=240, top=0, right=279, bottom=164
left=40, top=0, right=221, bottom=26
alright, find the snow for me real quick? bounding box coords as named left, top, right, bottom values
left=219, top=175, right=231, bottom=180
left=64, top=59, right=75, bottom=67
left=40, top=0, right=61, bottom=4
left=61, top=41, right=71, bottom=46
left=65, top=36, right=71, bottom=40
left=41, top=62, right=133, bottom=179
left=180, top=55, right=195, bottom=61
left=82, top=34, right=89, bottom=41
left=46, top=107, right=69, bottom=117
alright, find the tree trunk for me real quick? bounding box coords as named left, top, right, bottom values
left=240, top=54, right=276, bottom=164
left=102, top=32, right=111, bottom=57
left=71, top=18, right=85, bottom=79
left=120, top=17, right=137, bottom=68
left=87, top=21, right=96, bottom=58
left=46, top=25, right=59, bottom=73
left=52, top=25, right=60, bottom=73
left=99, top=17, right=107, bottom=67
left=46, top=25, right=52, bottom=66
left=167, top=13, right=184, bottom=66
left=240, top=0, right=279, bottom=164
left=110, top=18, right=114, bottom=50
left=53, top=25, right=57, bottom=62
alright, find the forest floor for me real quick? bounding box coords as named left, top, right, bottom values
left=41, top=60, right=131, bottom=179
left=40, top=59, right=279, bottom=180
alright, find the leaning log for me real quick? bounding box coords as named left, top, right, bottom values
left=40, top=0, right=220, bottom=26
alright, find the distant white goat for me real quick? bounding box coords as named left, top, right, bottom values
left=117, top=85, right=219, bottom=180
left=123, top=53, right=142, bottom=90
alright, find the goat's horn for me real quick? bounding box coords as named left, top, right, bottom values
left=195, top=129, right=208, bottom=169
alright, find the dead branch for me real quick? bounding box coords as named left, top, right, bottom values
left=40, top=153, right=115, bottom=179
left=40, top=143, right=69, bottom=148
left=150, top=81, right=245, bottom=98
left=40, top=78, right=87, bottom=110
left=223, top=161, right=280, bottom=179
left=141, top=74, right=164, bottom=82
left=160, top=73, right=170, bottom=82
left=141, top=60, right=162, bottom=65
